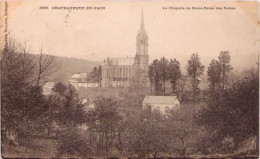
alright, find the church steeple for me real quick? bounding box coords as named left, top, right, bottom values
left=134, top=9, right=149, bottom=67
left=136, top=9, right=148, bottom=47
left=140, top=8, right=145, bottom=34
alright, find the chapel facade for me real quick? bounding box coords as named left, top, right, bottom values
left=101, top=11, right=149, bottom=87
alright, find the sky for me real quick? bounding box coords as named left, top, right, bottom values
left=2, top=0, right=259, bottom=71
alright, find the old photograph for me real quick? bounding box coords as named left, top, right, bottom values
left=0, top=0, right=259, bottom=158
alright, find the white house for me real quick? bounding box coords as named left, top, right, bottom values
left=69, top=73, right=89, bottom=83
left=142, top=95, right=180, bottom=114
left=69, top=73, right=100, bottom=89
left=42, top=82, right=55, bottom=95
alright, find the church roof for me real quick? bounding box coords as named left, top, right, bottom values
left=105, top=57, right=134, bottom=66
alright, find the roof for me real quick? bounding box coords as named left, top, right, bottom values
left=104, top=57, right=134, bottom=66
left=43, top=82, right=55, bottom=88
left=42, top=82, right=55, bottom=95
left=142, top=95, right=179, bottom=105
left=71, top=73, right=88, bottom=79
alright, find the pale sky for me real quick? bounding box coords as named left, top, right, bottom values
left=2, top=0, right=259, bottom=71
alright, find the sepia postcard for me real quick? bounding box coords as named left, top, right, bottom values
left=0, top=0, right=259, bottom=158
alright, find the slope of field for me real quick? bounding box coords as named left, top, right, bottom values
left=77, top=87, right=127, bottom=100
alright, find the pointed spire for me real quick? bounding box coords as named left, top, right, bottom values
left=140, top=8, right=145, bottom=33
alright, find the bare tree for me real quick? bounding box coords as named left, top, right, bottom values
left=2, top=39, right=35, bottom=87
left=35, top=49, right=58, bottom=86
left=2, top=39, right=44, bottom=150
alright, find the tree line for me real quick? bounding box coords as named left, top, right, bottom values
left=1, top=39, right=58, bottom=150
left=148, top=51, right=233, bottom=101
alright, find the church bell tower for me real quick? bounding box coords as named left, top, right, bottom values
left=134, top=9, right=149, bottom=67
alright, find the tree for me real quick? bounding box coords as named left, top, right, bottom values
left=54, top=84, right=84, bottom=127
left=87, top=96, right=122, bottom=155
left=207, top=59, right=221, bottom=90
left=89, top=65, right=102, bottom=83
left=168, top=59, right=181, bottom=93
left=52, top=84, right=88, bottom=157
left=218, top=51, right=232, bottom=89
left=124, top=109, right=168, bottom=158
left=165, top=107, right=194, bottom=156
left=149, top=59, right=161, bottom=94
left=52, top=82, right=67, bottom=95
left=186, top=53, right=204, bottom=101
left=1, top=39, right=53, bottom=150
left=158, top=57, right=169, bottom=95
left=131, top=67, right=148, bottom=92
left=148, top=64, right=155, bottom=93
left=35, top=49, right=57, bottom=86
left=176, top=76, right=187, bottom=103
left=197, top=73, right=259, bottom=153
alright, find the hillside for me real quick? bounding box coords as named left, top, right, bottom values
left=53, top=56, right=102, bottom=83
left=29, top=54, right=102, bottom=84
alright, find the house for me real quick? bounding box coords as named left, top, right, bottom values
left=142, top=95, right=180, bottom=114
left=69, top=73, right=89, bottom=83
left=69, top=73, right=100, bottom=89
left=42, top=82, right=55, bottom=95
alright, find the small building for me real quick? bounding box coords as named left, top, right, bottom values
left=71, top=82, right=100, bottom=89
left=42, top=82, right=55, bottom=95
left=69, top=73, right=100, bottom=89
left=142, top=95, right=180, bottom=114
left=69, top=73, right=89, bottom=83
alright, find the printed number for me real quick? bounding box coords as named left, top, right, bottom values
left=40, top=6, right=48, bottom=9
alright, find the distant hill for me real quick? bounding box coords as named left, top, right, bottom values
left=28, top=54, right=102, bottom=84
left=53, top=56, right=102, bottom=83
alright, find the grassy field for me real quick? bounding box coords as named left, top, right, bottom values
left=2, top=136, right=57, bottom=158
left=77, top=87, right=127, bottom=100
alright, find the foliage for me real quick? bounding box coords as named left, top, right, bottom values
left=129, top=68, right=149, bottom=92
left=148, top=59, right=161, bottom=94
left=1, top=40, right=54, bottom=148
left=2, top=39, right=258, bottom=158
left=149, top=58, right=181, bottom=95
left=168, top=59, right=181, bottom=93
left=158, top=57, right=169, bottom=94
left=56, top=127, right=91, bottom=157
left=89, top=66, right=102, bottom=82
left=186, top=53, right=205, bottom=101
left=218, top=51, right=233, bottom=89
left=176, top=76, right=188, bottom=103
left=53, top=84, right=86, bottom=126
left=35, top=50, right=57, bottom=86
left=86, top=96, right=122, bottom=155
left=52, top=82, right=67, bottom=94
left=51, top=84, right=88, bottom=156
left=123, top=109, right=169, bottom=158
left=207, top=59, right=221, bottom=89
left=197, top=73, right=258, bottom=152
